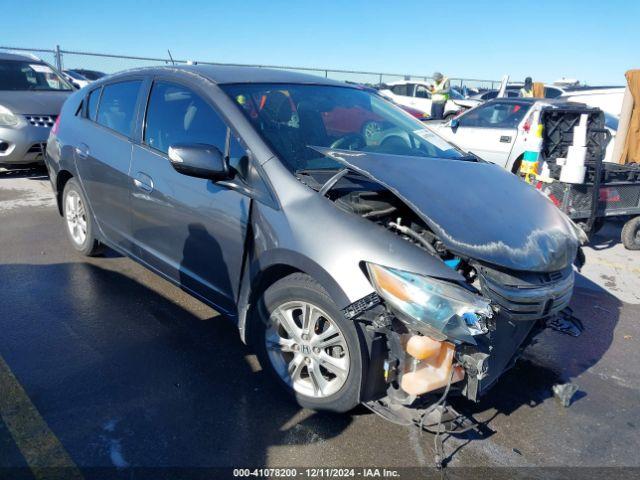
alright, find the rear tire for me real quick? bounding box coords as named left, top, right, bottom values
left=621, top=216, right=640, bottom=250
left=253, top=273, right=367, bottom=412
left=62, top=178, right=103, bottom=256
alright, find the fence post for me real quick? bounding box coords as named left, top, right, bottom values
left=54, top=45, right=63, bottom=71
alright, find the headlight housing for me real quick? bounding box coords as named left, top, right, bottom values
left=366, top=263, right=492, bottom=344
left=0, top=105, right=18, bottom=127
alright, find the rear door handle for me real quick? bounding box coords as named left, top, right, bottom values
left=133, top=172, right=154, bottom=192
left=500, top=135, right=512, bottom=143
left=75, top=143, right=89, bottom=160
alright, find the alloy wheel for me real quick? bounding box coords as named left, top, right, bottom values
left=65, top=190, right=87, bottom=246
left=265, top=301, right=350, bottom=398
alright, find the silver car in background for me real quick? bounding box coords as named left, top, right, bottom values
left=0, top=52, right=73, bottom=166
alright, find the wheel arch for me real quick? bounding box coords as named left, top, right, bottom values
left=237, top=250, right=352, bottom=345
left=510, top=152, right=525, bottom=174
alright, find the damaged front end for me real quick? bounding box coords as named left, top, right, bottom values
left=304, top=148, right=583, bottom=432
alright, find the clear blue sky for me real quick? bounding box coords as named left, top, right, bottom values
left=4, top=0, right=637, bottom=85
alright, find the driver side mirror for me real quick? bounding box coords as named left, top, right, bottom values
left=450, top=118, right=460, bottom=129
left=168, top=144, right=229, bottom=180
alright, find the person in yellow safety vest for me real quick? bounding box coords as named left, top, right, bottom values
left=519, top=77, right=534, bottom=98
left=429, top=72, right=450, bottom=120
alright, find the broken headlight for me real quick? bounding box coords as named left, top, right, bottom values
left=366, top=263, right=492, bottom=344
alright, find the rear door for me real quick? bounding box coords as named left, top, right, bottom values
left=130, top=79, right=251, bottom=314
left=438, top=101, right=528, bottom=168
left=75, top=79, right=144, bottom=252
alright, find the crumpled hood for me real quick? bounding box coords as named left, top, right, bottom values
left=0, top=91, right=71, bottom=115
left=315, top=147, right=581, bottom=272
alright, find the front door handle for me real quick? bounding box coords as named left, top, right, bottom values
left=75, top=143, right=90, bottom=160
left=500, top=135, right=512, bottom=143
left=133, top=172, right=154, bottom=192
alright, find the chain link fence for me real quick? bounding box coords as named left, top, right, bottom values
left=1, top=45, right=500, bottom=90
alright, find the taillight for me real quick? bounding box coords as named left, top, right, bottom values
left=51, top=115, right=61, bottom=135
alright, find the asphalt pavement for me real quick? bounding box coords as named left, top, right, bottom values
left=0, top=166, right=639, bottom=479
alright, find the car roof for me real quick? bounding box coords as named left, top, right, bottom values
left=0, top=51, right=44, bottom=62
left=104, top=64, right=349, bottom=87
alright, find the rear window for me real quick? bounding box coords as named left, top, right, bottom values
left=96, top=81, right=142, bottom=138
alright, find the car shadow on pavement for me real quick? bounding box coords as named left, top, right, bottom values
left=588, top=220, right=624, bottom=251
left=0, top=262, right=351, bottom=472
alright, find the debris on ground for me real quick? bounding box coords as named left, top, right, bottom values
left=553, top=383, right=579, bottom=407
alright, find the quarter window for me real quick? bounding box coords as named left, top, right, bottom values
left=144, top=82, right=227, bottom=155
left=87, top=87, right=101, bottom=121
left=96, top=81, right=142, bottom=137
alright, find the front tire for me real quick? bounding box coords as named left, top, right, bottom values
left=62, top=178, right=103, bottom=256
left=254, top=273, right=366, bottom=412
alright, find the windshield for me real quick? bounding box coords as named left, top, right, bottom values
left=221, top=83, right=464, bottom=172
left=0, top=60, right=72, bottom=91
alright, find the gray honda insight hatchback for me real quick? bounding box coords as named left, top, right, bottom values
left=45, top=66, right=582, bottom=418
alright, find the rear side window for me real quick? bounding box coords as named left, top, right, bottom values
left=144, top=82, right=227, bottom=154
left=391, top=84, right=412, bottom=97
left=87, top=87, right=101, bottom=121
left=96, top=81, right=142, bottom=138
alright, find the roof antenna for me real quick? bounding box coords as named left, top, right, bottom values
left=167, top=49, right=175, bottom=66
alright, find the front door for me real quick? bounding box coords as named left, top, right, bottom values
left=130, top=80, right=250, bottom=314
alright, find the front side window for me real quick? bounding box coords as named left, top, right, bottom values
left=96, top=81, right=142, bottom=137
left=0, top=60, right=72, bottom=91
left=458, top=102, right=529, bottom=129
left=415, top=85, right=430, bottom=99
left=144, top=82, right=227, bottom=155
left=222, top=83, right=464, bottom=173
